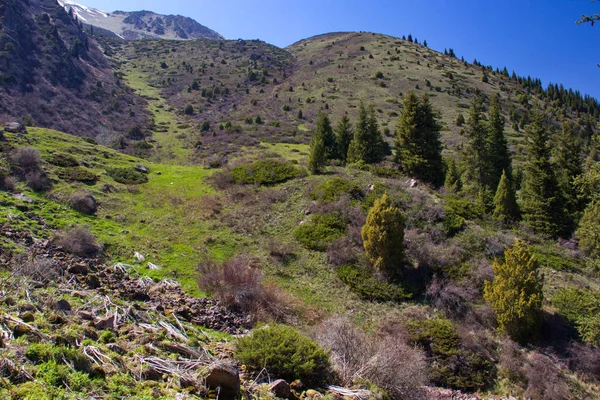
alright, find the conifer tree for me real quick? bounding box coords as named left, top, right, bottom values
left=460, top=94, right=492, bottom=201
left=520, top=112, right=567, bottom=237
left=308, top=126, right=327, bottom=175
left=553, top=121, right=584, bottom=224
left=484, top=240, right=543, bottom=344
left=493, top=170, right=519, bottom=224
left=335, top=115, right=353, bottom=162
left=347, top=103, right=385, bottom=164
left=577, top=200, right=600, bottom=257
left=315, top=112, right=338, bottom=160
left=362, top=192, right=405, bottom=278
left=395, top=92, right=444, bottom=186
left=487, top=93, right=512, bottom=189
left=444, top=157, right=461, bottom=193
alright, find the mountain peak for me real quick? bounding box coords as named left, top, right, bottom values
left=57, top=0, right=223, bottom=41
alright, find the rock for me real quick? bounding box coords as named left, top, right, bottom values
left=135, top=164, right=149, bottom=173
left=56, top=299, right=71, bottom=311
left=304, top=390, right=322, bottom=400
left=4, top=122, right=27, bottom=134
left=94, top=315, right=115, bottom=330
left=270, top=379, right=292, bottom=399
left=78, top=311, right=94, bottom=321
left=71, top=194, right=97, bottom=215
left=13, top=193, right=33, bottom=203
left=408, top=178, right=419, bottom=188
left=134, top=252, right=145, bottom=262
left=86, top=275, right=101, bottom=289
left=48, top=313, right=65, bottom=325
left=68, top=263, right=89, bottom=275
left=20, top=312, right=35, bottom=323
left=204, top=361, right=240, bottom=399
left=12, top=324, right=32, bottom=338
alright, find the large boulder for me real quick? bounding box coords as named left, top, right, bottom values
left=270, top=379, right=292, bottom=399
left=4, top=122, right=27, bottom=134
left=204, top=361, right=240, bottom=399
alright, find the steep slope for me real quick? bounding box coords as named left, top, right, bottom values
left=0, top=0, right=150, bottom=142
left=58, top=0, right=223, bottom=40
left=109, top=32, right=598, bottom=163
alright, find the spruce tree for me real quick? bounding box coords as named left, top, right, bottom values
left=395, top=92, right=444, bottom=186
left=347, top=103, right=385, bottom=164
left=362, top=192, right=405, bottom=278
left=493, top=170, right=519, bottom=224
left=520, top=112, right=567, bottom=237
left=460, top=94, right=492, bottom=201
left=308, top=126, right=327, bottom=174
left=577, top=200, right=600, bottom=257
left=444, top=157, right=461, bottom=193
left=484, top=240, right=543, bottom=344
left=487, top=93, right=512, bottom=189
left=335, top=115, right=353, bottom=162
left=316, top=112, right=338, bottom=160
left=553, top=121, right=584, bottom=225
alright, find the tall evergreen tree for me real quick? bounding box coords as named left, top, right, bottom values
left=460, top=95, right=493, bottom=202
left=347, top=103, right=385, bottom=164
left=553, top=121, right=584, bottom=223
left=577, top=200, right=600, bottom=257
left=335, top=115, right=353, bottom=162
left=487, top=93, right=512, bottom=189
left=308, top=125, right=327, bottom=175
left=444, top=157, right=461, bottom=193
left=520, top=112, right=568, bottom=237
left=315, top=112, right=338, bottom=160
left=395, top=92, right=444, bottom=186
left=493, top=170, right=519, bottom=224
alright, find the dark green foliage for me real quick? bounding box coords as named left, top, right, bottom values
left=294, top=213, right=346, bottom=251
left=577, top=200, right=600, bottom=257
left=395, top=92, right=445, bottom=186
left=336, top=264, right=411, bottom=302
left=553, top=287, right=600, bottom=345
left=553, top=121, right=584, bottom=226
left=56, top=167, right=99, bottom=184
left=335, top=115, right=354, bottom=161
left=230, top=159, right=301, bottom=185
left=520, top=112, right=568, bottom=237
left=455, top=113, right=465, bottom=127
left=47, top=153, right=79, bottom=167
left=407, top=318, right=496, bottom=391
left=487, top=94, right=512, bottom=189
left=317, top=112, right=338, bottom=160
left=444, top=157, right=461, bottom=193
left=442, top=212, right=466, bottom=236
left=493, top=170, right=519, bottom=224
left=309, top=112, right=335, bottom=174
left=26, top=343, right=90, bottom=373
left=106, top=167, right=149, bottom=185
left=184, top=104, right=194, bottom=115
left=347, top=103, right=385, bottom=164
left=310, top=177, right=363, bottom=202
left=235, top=324, right=331, bottom=384
left=126, top=126, right=144, bottom=140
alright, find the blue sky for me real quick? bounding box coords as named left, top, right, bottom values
left=75, top=0, right=600, bottom=99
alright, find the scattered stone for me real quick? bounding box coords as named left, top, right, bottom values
left=94, top=315, right=115, bottom=330
left=4, top=122, right=27, bottom=134
left=78, top=311, right=94, bottom=321
left=147, top=262, right=161, bottom=270
left=270, top=379, right=292, bottom=399
left=135, top=164, right=149, bottom=173
left=20, top=312, right=35, bottom=323
left=56, top=299, right=72, bottom=311
left=204, top=361, right=241, bottom=399
left=13, top=193, right=33, bottom=203
left=134, top=252, right=145, bottom=262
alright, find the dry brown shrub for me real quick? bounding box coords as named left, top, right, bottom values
left=11, top=147, right=41, bottom=173
left=523, top=352, right=570, bottom=400
left=315, top=316, right=428, bottom=399
left=268, top=239, right=296, bottom=264
left=259, top=188, right=288, bottom=204
left=197, top=256, right=293, bottom=324
left=11, top=254, right=62, bottom=284
left=1, top=176, right=16, bottom=191
left=53, top=226, right=101, bottom=257
left=326, top=237, right=360, bottom=267
left=426, top=275, right=478, bottom=319
left=69, top=191, right=97, bottom=215
left=25, top=171, right=52, bottom=192
left=567, top=342, right=600, bottom=381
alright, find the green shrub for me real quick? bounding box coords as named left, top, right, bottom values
left=26, top=343, right=90, bottom=372
left=370, top=165, right=401, bottom=178
left=47, top=153, right=79, bottom=167
left=407, top=317, right=495, bottom=391
left=37, top=360, right=69, bottom=387
left=56, top=167, right=99, bottom=184
left=336, top=264, right=411, bottom=302
left=236, top=324, right=331, bottom=384
left=107, top=167, right=148, bottom=185
left=294, top=213, right=346, bottom=251
left=553, top=287, right=600, bottom=345
left=577, top=314, right=600, bottom=347
left=531, top=247, right=581, bottom=272
left=442, top=212, right=466, bottom=236
left=230, top=159, right=301, bottom=185
left=310, top=177, right=363, bottom=202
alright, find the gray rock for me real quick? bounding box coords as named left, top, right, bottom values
left=4, top=122, right=27, bottom=134
left=135, top=164, right=149, bottom=173
left=270, top=379, right=292, bottom=399
left=204, top=361, right=240, bottom=399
